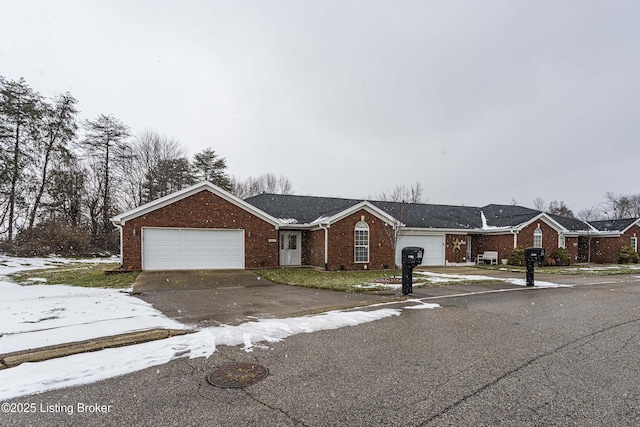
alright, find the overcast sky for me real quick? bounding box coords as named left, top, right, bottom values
left=1, top=0, right=639, bottom=212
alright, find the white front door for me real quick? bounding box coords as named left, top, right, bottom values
left=279, top=231, right=301, bottom=266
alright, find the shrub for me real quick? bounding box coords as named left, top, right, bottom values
left=618, top=244, right=640, bottom=264
left=507, top=246, right=525, bottom=266
left=8, top=222, right=93, bottom=257
left=551, top=247, right=571, bottom=266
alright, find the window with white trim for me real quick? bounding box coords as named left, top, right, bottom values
left=559, top=235, right=566, bottom=248
left=631, top=236, right=638, bottom=252
left=533, top=227, right=542, bottom=248
left=354, top=221, right=369, bottom=263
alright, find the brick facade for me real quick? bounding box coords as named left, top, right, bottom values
left=312, top=209, right=395, bottom=271
left=473, top=233, right=516, bottom=263
left=117, top=184, right=639, bottom=270
left=589, top=224, right=640, bottom=264
left=120, top=190, right=278, bottom=270
left=444, top=234, right=469, bottom=263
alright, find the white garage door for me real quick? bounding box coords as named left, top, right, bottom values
left=142, top=228, right=244, bottom=270
left=395, top=234, right=445, bottom=266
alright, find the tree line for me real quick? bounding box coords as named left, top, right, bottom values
left=532, top=193, right=640, bottom=222
left=0, top=75, right=291, bottom=255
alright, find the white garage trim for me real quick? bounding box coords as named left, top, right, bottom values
left=395, top=234, right=445, bottom=266
left=142, top=227, right=245, bottom=270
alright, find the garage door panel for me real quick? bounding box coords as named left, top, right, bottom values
left=143, top=228, right=244, bottom=270
left=395, top=235, right=445, bottom=266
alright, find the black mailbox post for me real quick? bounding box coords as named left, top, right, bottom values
left=524, top=247, right=545, bottom=286
left=401, top=246, right=424, bottom=295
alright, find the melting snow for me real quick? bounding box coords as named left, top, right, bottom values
left=0, top=255, right=439, bottom=401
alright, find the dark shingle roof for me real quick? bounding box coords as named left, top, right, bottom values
left=370, top=201, right=482, bottom=229
left=548, top=213, right=592, bottom=231
left=245, top=194, right=590, bottom=232
left=480, top=204, right=540, bottom=227
left=245, top=194, right=361, bottom=224
left=589, top=218, right=639, bottom=232
left=246, top=194, right=481, bottom=228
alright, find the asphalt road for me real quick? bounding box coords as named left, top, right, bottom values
left=2, top=276, right=640, bottom=426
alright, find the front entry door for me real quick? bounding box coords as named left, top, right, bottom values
left=279, top=231, right=301, bottom=266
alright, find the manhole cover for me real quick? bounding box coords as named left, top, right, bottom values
left=207, top=363, right=269, bottom=388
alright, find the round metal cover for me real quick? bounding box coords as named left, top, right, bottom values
left=207, top=363, right=269, bottom=388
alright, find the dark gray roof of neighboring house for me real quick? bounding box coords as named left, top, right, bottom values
left=370, top=201, right=482, bottom=229
left=589, top=218, right=639, bottom=232
left=480, top=204, right=540, bottom=227
left=247, top=194, right=485, bottom=229
left=244, top=194, right=361, bottom=224
left=244, top=194, right=587, bottom=231
left=547, top=213, right=592, bottom=231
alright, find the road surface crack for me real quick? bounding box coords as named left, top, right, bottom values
left=418, top=316, right=640, bottom=425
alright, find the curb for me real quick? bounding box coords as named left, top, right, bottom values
left=0, top=328, right=194, bottom=370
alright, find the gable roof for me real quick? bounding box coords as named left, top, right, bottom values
left=480, top=204, right=540, bottom=228
left=111, top=181, right=281, bottom=226
left=244, top=194, right=398, bottom=226
left=245, top=194, right=361, bottom=224
left=589, top=218, right=640, bottom=232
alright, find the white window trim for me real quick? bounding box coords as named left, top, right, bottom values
left=631, top=236, right=638, bottom=252
left=354, top=221, right=370, bottom=263
left=559, top=235, right=566, bottom=248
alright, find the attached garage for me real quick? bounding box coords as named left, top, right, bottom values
left=395, top=234, right=445, bottom=266
left=142, top=227, right=245, bottom=270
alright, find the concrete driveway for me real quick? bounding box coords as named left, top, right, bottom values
left=133, top=270, right=403, bottom=327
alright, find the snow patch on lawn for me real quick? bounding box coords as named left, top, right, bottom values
left=0, top=258, right=187, bottom=354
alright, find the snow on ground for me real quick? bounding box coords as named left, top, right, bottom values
left=0, top=255, right=440, bottom=401
left=0, top=256, right=187, bottom=354
left=358, top=271, right=571, bottom=290
left=0, top=307, right=410, bottom=400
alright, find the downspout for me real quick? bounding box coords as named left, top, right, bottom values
left=511, top=229, right=518, bottom=249
left=113, top=221, right=124, bottom=270
left=318, top=223, right=329, bottom=270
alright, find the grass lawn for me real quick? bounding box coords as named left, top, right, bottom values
left=255, top=268, right=498, bottom=292
left=8, top=262, right=139, bottom=289
left=255, top=268, right=399, bottom=292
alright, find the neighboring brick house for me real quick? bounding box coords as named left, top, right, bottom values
left=111, top=181, right=639, bottom=271
left=587, top=218, right=640, bottom=263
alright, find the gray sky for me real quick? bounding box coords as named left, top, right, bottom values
left=1, top=0, right=639, bottom=213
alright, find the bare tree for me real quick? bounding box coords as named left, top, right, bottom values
left=603, top=192, right=640, bottom=219
left=547, top=200, right=575, bottom=219
left=577, top=205, right=604, bottom=222
left=532, top=197, right=546, bottom=211
left=119, top=130, right=187, bottom=209
left=376, top=182, right=424, bottom=203
left=231, top=173, right=293, bottom=199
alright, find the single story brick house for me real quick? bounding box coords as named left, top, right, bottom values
left=111, top=181, right=640, bottom=271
